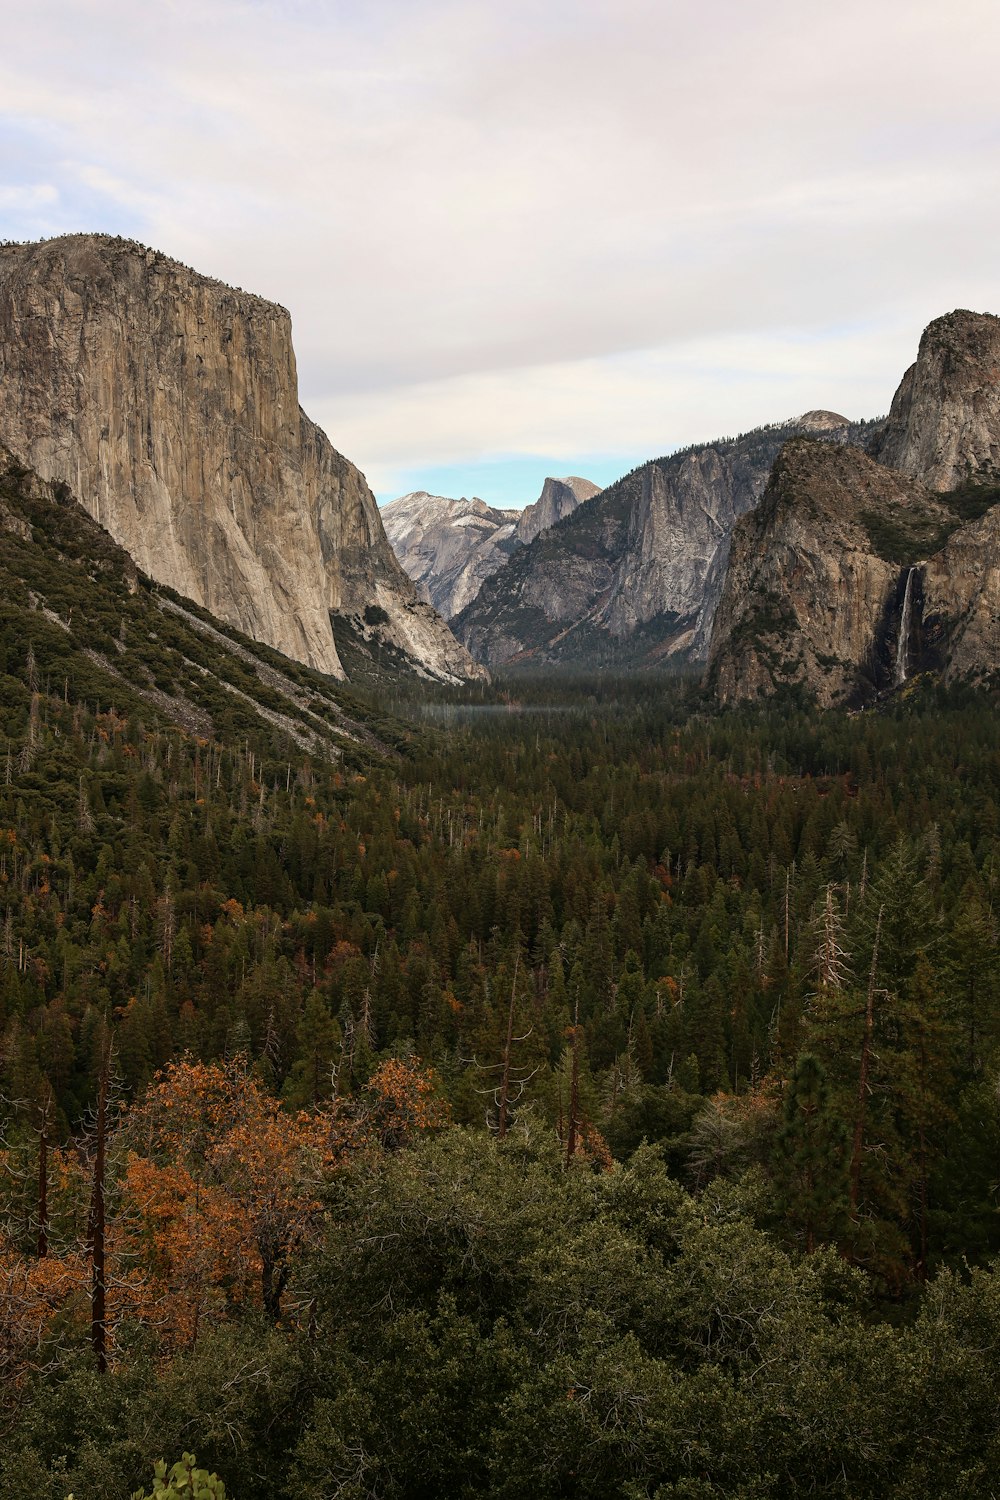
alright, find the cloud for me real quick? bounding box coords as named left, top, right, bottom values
left=0, top=0, right=998, bottom=483
left=324, top=319, right=918, bottom=497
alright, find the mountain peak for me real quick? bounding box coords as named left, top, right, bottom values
left=795, top=409, right=851, bottom=431
left=874, top=308, right=1000, bottom=491
left=516, top=475, right=601, bottom=544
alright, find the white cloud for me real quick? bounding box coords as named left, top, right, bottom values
left=0, top=183, right=58, bottom=211
left=0, top=0, right=998, bottom=480
left=321, top=320, right=918, bottom=495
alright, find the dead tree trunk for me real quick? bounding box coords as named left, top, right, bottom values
left=90, top=1036, right=111, bottom=1373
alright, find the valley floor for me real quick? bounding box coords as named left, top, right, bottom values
left=2, top=667, right=1000, bottom=1497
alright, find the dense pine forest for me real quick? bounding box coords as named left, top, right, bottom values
left=3, top=593, right=1000, bottom=1495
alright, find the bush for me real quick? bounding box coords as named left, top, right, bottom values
left=127, top=1454, right=226, bottom=1499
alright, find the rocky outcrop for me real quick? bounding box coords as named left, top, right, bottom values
left=455, top=413, right=875, bottom=671
left=923, top=507, right=1000, bottom=684
left=515, top=476, right=600, bottom=544
left=382, top=476, right=599, bottom=622
left=381, top=492, right=519, bottom=619
left=0, top=234, right=483, bottom=684
left=873, top=309, right=1000, bottom=490
left=707, top=441, right=953, bottom=705
left=708, top=311, right=1000, bottom=705
left=707, top=439, right=1000, bottom=705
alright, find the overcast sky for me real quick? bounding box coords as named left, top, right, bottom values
left=2, top=0, right=999, bottom=506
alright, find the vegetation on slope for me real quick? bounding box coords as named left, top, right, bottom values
left=1, top=474, right=1000, bottom=1493
left=0, top=449, right=412, bottom=764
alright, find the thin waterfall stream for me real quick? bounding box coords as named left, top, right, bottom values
left=894, top=567, right=917, bottom=686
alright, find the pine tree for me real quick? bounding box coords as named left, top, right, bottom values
left=773, top=1053, right=848, bottom=1253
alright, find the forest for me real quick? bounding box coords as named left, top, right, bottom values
left=2, top=611, right=1000, bottom=1495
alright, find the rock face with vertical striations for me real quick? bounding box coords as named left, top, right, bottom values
left=381, top=476, right=600, bottom=623
left=707, top=440, right=956, bottom=706
left=0, top=233, right=484, bottom=683
left=380, top=492, right=520, bottom=620
left=515, top=476, right=601, bottom=543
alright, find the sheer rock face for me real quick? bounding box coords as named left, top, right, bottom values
left=380, top=492, right=519, bottom=619
left=0, top=234, right=483, bottom=683
left=924, top=508, right=1000, bottom=683
left=454, top=413, right=868, bottom=672
left=708, top=442, right=931, bottom=705
left=382, top=476, right=599, bottom=623
left=873, top=309, right=1000, bottom=490
left=515, top=476, right=600, bottom=543
left=707, top=439, right=1000, bottom=705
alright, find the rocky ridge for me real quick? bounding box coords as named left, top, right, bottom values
left=380, top=492, right=519, bottom=619
left=872, top=309, right=1000, bottom=490
left=381, top=476, right=599, bottom=621
left=709, top=311, right=1000, bottom=704
left=454, top=413, right=876, bottom=672
left=515, top=476, right=601, bottom=543
left=0, top=443, right=405, bottom=759
left=0, top=234, right=484, bottom=685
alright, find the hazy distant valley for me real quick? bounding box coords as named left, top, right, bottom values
left=383, top=309, right=1000, bottom=705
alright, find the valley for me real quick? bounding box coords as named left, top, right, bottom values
left=0, top=235, right=999, bottom=1499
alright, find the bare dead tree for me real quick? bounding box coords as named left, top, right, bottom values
left=470, top=954, right=538, bottom=1137
left=89, top=1031, right=111, bottom=1374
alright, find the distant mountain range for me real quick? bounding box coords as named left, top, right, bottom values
left=1, top=233, right=996, bottom=708
left=381, top=476, right=600, bottom=620
left=447, top=413, right=879, bottom=672
left=379, top=308, right=1000, bottom=704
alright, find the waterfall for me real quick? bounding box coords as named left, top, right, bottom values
left=894, top=567, right=916, bottom=687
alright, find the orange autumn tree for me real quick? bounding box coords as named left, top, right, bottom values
left=1, top=1052, right=454, bottom=1378
left=118, top=1052, right=449, bottom=1339
left=0, top=1135, right=91, bottom=1407
left=0, top=1246, right=89, bottom=1407
left=120, top=1057, right=338, bottom=1330
left=358, top=1055, right=451, bottom=1151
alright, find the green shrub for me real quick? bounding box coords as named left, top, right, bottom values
left=127, top=1453, right=227, bottom=1499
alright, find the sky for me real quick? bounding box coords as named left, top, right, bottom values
left=2, top=0, right=999, bottom=508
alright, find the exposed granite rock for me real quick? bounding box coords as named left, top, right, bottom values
left=380, top=492, right=519, bottom=619
left=515, top=476, right=600, bottom=543
left=455, top=413, right=875, bottom=672
left=923, top=506, right=1000, bottom=684
left=381, top=476, right=599, bottom=622
left=873, top=309, right=1000, bottom=490
left=707, top=438, right=999, bottom=705
left=0, top=234, right=483, bottom=684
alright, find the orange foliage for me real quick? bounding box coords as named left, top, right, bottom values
left=579, top=1124, right=614, bottom=1172
left=0, top=1054, right=452, bottom=1377
left=124, top=1058, right=342, bottom=1328
left=359, top=1056, right=451, bottom=1151
left=118, top=1155, right=258, bottom=1350
left=0, top=1248, right=89, bottom=1390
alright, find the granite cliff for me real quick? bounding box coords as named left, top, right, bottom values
left=382, top=476, right=599, bottom=622
left=454, top=414, right=875, bottom=672
left=872, top=309, right=1000, bottom=490
left=515, top=476, right=601, bottom=543
left=381, top=492, right=519, bottom=619
left=709, top=311, right=1000, bottom=704
left=0, top=234, right=483, bottom=684
left=707, top=441, right=953, bottom=706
